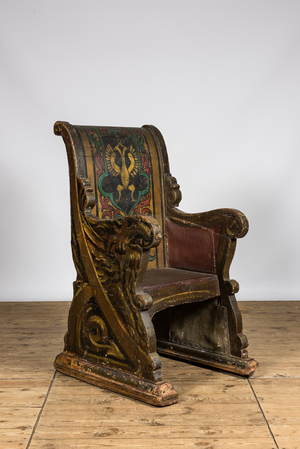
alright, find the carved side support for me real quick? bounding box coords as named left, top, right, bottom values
left=206, top=228, right=257, bottom=373
left=164, top=180, right=257, bottom=374
left=216, top=236, right=249, bottom=358
left=54, top=122, right=178, bottom=405
left=55, top=189, right=178, bottom=404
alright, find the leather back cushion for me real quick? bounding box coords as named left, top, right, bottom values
left=166, top=219, right=219, bottom=273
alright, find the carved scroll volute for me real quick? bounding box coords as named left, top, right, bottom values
left=77, top=177, right=96, bottom=213
left=219, top=210, right=249, bottom=239
left=165, top=174, right=182, bottom=208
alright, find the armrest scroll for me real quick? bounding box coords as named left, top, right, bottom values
left=170, top=208, right=249, bottom=239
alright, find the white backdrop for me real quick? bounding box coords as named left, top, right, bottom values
left=1, top=0, right=299, bottom=301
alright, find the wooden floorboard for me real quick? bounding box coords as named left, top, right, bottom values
left=250, top=378, right=300, bottom=449
left=242, top=303, right=300, bottom=378
left=0, top=300, right=299, bottom=449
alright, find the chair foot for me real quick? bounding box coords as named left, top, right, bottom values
left=157, top=340, right=258, bottom=376
left=54, top=352, right=178, bottom=406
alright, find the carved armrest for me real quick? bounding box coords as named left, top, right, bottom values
left=166, top=209, right=248, bottom=289
left=169, top=208, right=249, bottom=239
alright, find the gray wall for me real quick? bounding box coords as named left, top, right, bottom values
left=1, top=0, right=299, bottom=301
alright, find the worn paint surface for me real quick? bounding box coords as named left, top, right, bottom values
left=54, top=121, right=257, bottom=406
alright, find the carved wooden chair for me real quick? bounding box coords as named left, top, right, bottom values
left=54, top=122, right=258, bottom=406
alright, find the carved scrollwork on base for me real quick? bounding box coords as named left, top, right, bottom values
left=83, top=298, right=128, bottom=363
left=65, top=283, right=163, bottom=379
left=65, top=288, right=128, bottom=368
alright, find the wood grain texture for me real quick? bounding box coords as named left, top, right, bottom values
left=250, top=378, right=300, bottom=448
left=28, top=439, right=277, bottom=448
left=0, top=301, right=299, bottom=449
left=240, top=301, right=300, bottom=378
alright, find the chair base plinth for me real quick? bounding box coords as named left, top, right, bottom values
left=157, top=340, right=258, bottom=376
left=54, top=352, right=178, bottom=407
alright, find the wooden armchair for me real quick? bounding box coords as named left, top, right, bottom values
left=54, top=122, right=258, bottom=406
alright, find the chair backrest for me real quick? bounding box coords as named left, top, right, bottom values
left=55, top=123, right=181, bottom=269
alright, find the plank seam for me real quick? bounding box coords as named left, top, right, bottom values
left=252, top=376, right=300, bottom=379
left=248, top=378, right=279, bottom=449
left=26, top=371, right=57, bottom=449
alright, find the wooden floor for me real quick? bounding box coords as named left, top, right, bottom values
left=0, top=301, right=299, bottom=449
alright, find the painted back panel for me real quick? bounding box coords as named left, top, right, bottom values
left=73, top=125, right=167, bottom=269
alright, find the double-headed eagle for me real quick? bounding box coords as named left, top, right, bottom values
left=106, top=142, right=139, bottom=202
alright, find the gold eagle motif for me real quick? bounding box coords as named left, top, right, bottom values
left=106, top=142, right=139, bottom=202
